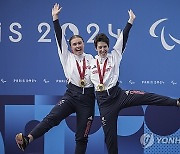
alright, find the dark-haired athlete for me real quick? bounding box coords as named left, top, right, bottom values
left=90, top=9, right=180, bottom=154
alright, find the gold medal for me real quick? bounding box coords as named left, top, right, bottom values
left=97, top=84, right=105, bottom=91
left=79, top=79, right=86, bottom=87
left=96, top=58, right=108, bottom=92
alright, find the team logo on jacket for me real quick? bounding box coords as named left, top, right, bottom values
left=101, top=117, right=106, bottom=126
left=129, top=90, right=145, bottom=95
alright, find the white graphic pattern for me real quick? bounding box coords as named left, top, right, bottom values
left=140, top=133, right=154, bottom=149
left=149, top=18, right=180, bottom=50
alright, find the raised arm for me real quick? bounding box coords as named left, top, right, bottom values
left=52, top=3, right=70, bottom=79
left=122, top=9, right=136, bottom=51
left=52, top=3, right=63, bottom=51
left=113, top=9, right=136, bottom=54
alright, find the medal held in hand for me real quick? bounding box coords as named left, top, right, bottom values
left=96, top=58, right=108, bottom=92
left=76, top=57, right=86, bottom=87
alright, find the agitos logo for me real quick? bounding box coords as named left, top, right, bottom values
left=149, top=18, right=180, bottom=50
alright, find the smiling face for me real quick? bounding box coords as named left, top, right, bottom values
left=70, top=37, right=84, bottom=56
left=96, top=41, right=109, bottom=58
left=94, top=33, right=109, bottom=58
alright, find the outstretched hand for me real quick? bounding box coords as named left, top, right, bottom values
left=128, top=9, right=136, bottom=24
left=52, top=3, right=62, bottom=20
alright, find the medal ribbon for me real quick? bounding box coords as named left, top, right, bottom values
left=96, top=58, right=108, bottom=84
left=76, top=57, right=86, bottom=80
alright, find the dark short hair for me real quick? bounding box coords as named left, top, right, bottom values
left=94, top=33, right=109, bottom=49
left=69, top=35, right=84, bottom=46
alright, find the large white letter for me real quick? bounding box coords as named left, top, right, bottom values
left=38, top=22, right=51, bottom=42
left=87, top=23, right=99, bottom=43
left=108, top=24, right=121, bottom=39
left=9, top=22, right=22, bottom=42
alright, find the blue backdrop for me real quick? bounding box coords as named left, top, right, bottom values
left=0, top=0, right=180, bottom=154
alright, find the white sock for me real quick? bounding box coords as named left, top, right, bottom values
left=177, top=99, right=180, bottom=106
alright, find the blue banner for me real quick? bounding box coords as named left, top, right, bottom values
left=0, top=0, right=180, bottom=153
